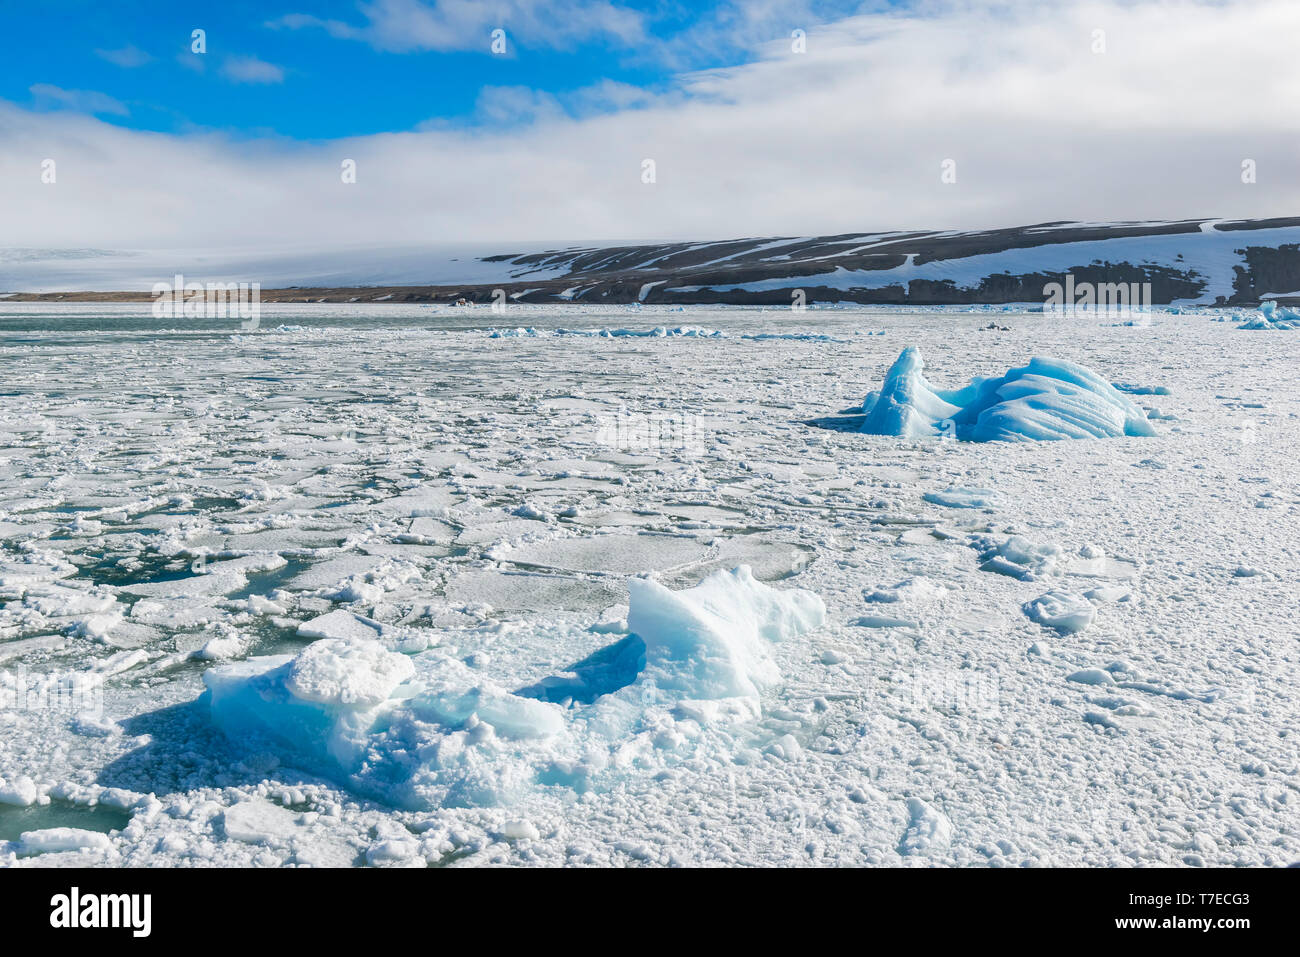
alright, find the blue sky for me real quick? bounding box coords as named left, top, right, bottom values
left=2, top=0, right=873, bottom=139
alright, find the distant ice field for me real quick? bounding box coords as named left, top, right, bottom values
left=0, top=303, right=1295, bottom=867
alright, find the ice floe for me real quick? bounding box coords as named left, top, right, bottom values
left=922, top=487, right=998, bottom=509
left=18, top=827, right=115, bottom=856
left=1022, top=590, right=1096, bottom=633
left=971, top=534, right=1065, bottom=581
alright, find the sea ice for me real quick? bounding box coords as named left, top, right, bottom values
left=859, top=347, right=1156, bottom=441
left=1067, top=668, right=1115, bottom=686
left=284, top=639, right=416, bottom=708
left=899, top=798, right=953, bottom=856
left=972, top=535, right=1064, bottom=580
left=0, top=775, right=40, bottom=806
left=202, top=566, right=825, bottom=809
left=489, top=326, right=724, bottom=339
left=1239, top=301, right=1300, bottom=330
left=1022, top=590, right=1096, bottom=633
left=7, top=301, right=1296, bottom=867
left=17, top=828, right=115, bottom=856
left=627, top=565, right=826, bottom=700
left=296, top=609, right=385, bottom=641
left=864, top=577, right=948, bottom=604
left=221, top=798, right=306, bottom=844
left=922, top=487, right=998, bottom=509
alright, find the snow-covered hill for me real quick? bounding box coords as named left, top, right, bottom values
left=6, top=217, right=1300, bottom=305
left=482, top=217, right=1300, bottom=306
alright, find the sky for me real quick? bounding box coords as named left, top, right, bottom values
left=4, top=0, right=838, bottom=139
left=2, top=0, right=1299, bottom=254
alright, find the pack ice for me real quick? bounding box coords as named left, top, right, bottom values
left=1238, top=301, right=1300, bottom=330
left=203, top=566, right=825, bottom=810
left=859, top=347, right=1156, bottom=441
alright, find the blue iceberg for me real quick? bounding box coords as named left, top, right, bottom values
left=859, top=347, right=1156, bottom=442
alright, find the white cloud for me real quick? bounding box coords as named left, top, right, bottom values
left=220, top=55, right=286, bottom=84
left=5, top=0, right=1300, bottom=253
left=27, top=84, right=128, bottom=116
left=95, top=45, right=153, bottom=69
left=269, top=0, right=645, bottom=53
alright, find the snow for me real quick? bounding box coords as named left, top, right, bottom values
left=860, top=347, right=1157, bottom=441
left=498, top=818, right=541, bottom=841
left=1, top=301, right=1297, bottom=868
left=72, top=713, right=121, bottom=737
left=1067, top=668, right=1115, bottom=686
left=284, top=639, right=415, bottom=708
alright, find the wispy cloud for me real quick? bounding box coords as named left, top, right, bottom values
left=269, top=0, right=645, bottom=53
left=28, top=83, right=128, bottom=116
left=220, top=55, right=285, bottom=84
left=464, top=80, right=653, bottom=126
left=638, top=0, right=865, bottom=70
left=472, top=86, right=565, bottom=125
left=94, top=45, right=153, bottom=69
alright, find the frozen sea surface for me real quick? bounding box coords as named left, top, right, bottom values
left=0, top=302, right=1295, bottom=867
